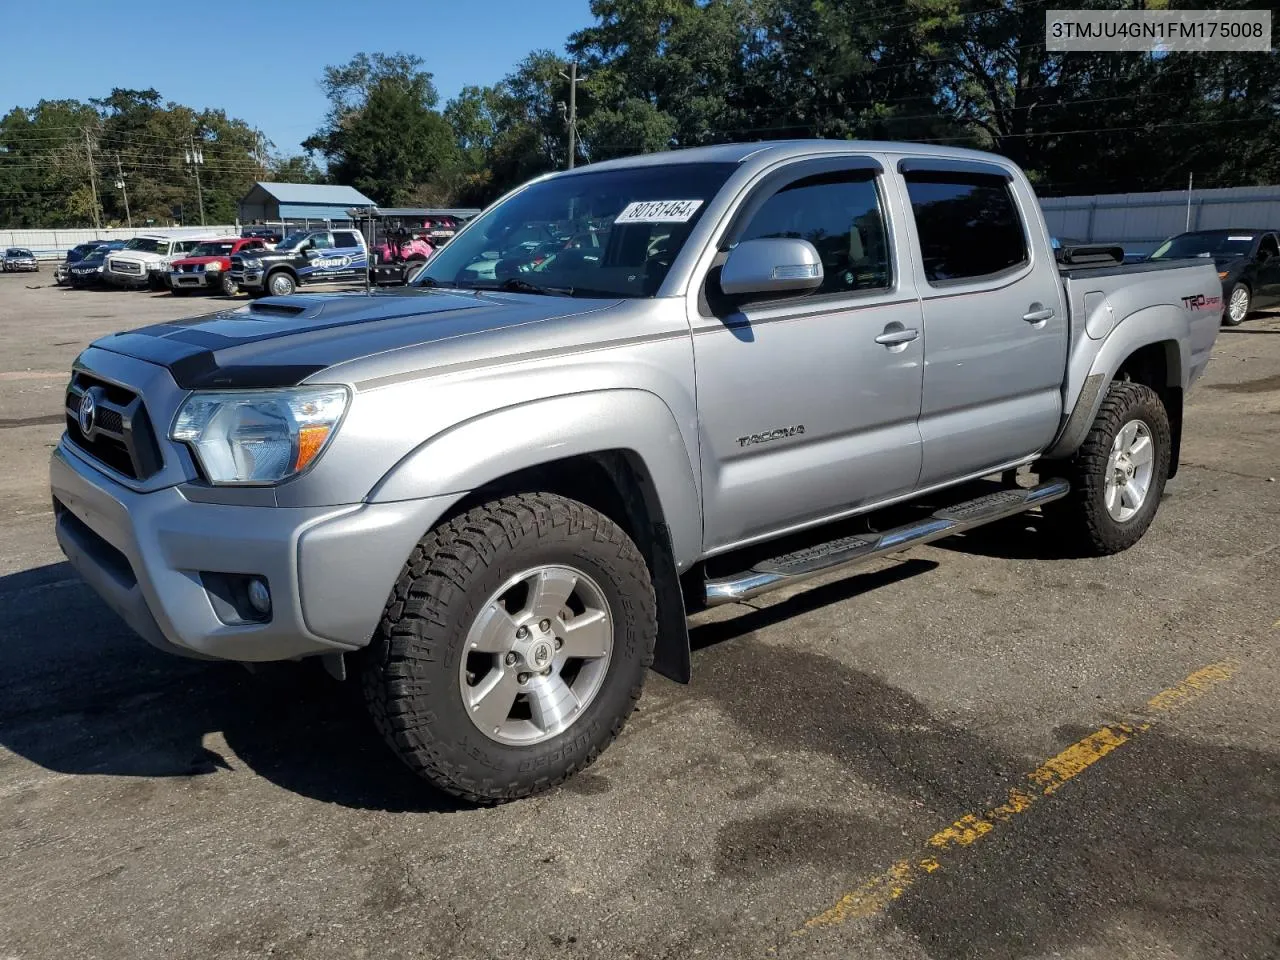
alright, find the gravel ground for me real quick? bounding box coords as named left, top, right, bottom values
left=1, top=274, right=1278, bottom=960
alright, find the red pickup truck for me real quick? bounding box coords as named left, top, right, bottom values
left=169, top=237, right=268, bottom=296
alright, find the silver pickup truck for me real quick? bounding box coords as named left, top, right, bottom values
left=50, top=140, right=1221, bottom=802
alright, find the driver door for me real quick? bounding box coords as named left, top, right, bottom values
left=1255, top=233, right=1280, bottom=308
left=690, top=157, right=925, bottom=552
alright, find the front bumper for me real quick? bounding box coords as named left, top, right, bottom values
left=50, top=442, right=457, bottom=662
left=229, top=269, right=263, bottom=290
left=4, top=261, right=39, bottom=271
left=169, top=270, right=218, bottom=289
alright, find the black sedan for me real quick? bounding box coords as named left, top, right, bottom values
left=2, top=247, right=39, bottom=272
left=66, top=241, right=126, bottom=287
left=1148, top=229, right=1280, bottom=325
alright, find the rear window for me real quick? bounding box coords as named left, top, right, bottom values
left=904, top=173, right=1028, bottom=283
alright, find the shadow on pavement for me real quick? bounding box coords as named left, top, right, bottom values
left=0, top=561, right=462, bottom=813
left=688, top=628, right=1280, bottom=960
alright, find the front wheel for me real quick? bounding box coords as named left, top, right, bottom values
left=1223, top=283, right=1250, bottom=326
left=220, top=273, right=238, bottom=297
left=266, top=270, right=296, bottom=297
left=1044, top=381, right=1171, bottom=556
left=362, top=493, right=657, bottom=804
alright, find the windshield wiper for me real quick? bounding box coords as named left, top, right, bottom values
left=482, top=277, right=574, bottom=296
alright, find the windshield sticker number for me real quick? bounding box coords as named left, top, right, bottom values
left=614, top=200, right=704, bottom=224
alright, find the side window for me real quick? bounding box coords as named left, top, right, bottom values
left=1259, top=235, right=1278, bottom=261
left=310, top=233, right=334, bottom=251
left=333, top=231, right=361, bottom=248
left=738, top=171, right=891, bottom=295
left=903, top=173, right=1028, bottom=283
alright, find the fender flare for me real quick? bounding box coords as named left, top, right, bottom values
left=1046, top=306, right=1187, bottom=460
left=368, top=388, right=704, bottom=570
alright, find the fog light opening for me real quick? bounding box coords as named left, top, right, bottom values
left=247, top=578, right=271, bottom=615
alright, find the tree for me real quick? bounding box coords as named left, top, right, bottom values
left=303, top=52, right=459, bottom=205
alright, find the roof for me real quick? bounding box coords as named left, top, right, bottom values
left=567, top=138, right=1013, bottom=174
left=244, top=181, right=375, bottom=206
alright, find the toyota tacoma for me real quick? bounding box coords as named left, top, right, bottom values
left=51, top=140, right=1221, bottom=803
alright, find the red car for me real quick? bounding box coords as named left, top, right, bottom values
left=169, top=237, right=268, bottom=296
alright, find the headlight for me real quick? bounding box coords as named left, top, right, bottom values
left=170, top=387, right=349, bottom=485
left=240, top=257, right=262, bottom=269
left=205, top=261, right=222, bottom=271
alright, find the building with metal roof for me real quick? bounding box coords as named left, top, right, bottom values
left=238, top=182, right=376, bottom=226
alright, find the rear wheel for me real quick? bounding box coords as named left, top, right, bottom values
left=1044, top=381, right=1171, bottom=556
left=362, top=493, right=657, bottom=804
left=1224, top=283, right=1250, bottom=326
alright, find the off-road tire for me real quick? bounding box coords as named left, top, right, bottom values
left=220, top=273, right=238, bottom=297
left=1045, top=381, right=1171, bottom=556
left=362, top=493, right=657, bottom=804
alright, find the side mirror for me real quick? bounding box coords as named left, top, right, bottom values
left=719, top=237, right=823, bottom=298
left=303, top=246, right=318, bottom=258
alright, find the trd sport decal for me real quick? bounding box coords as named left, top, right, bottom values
left=1181, top=292, right=1222, bottom=311
left=737, top=425, right=805, bottom=448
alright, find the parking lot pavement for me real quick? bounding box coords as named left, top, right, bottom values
left=1, top=274, right=1278, bottom=960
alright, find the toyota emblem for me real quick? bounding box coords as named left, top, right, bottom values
left=78, top=389, right=97, bottom=435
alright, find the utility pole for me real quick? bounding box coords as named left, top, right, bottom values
left=185, top=136, right=206, bottom=226
left=82, top=126, right=101, bottom=231
left=558, top=61, right=585, bottom=170
left=113, top=153, right=132, bottom=228
left=1184, top=171, right=1193, bottom=231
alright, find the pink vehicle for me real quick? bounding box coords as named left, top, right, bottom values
left=374, top=232, right=433, bottom=264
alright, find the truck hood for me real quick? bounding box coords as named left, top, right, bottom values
left=89, top=288, right=624, bottom=389
left=172, top=256, right=228, bottom=268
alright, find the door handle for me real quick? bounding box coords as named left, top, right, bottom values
left=1023, top=306, right=1055, bottom=323
left=874, top=327, right=920, bottom=346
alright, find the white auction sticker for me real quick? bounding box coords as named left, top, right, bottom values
left=1228, top=235, right=1254, bottom=241
left=614, top=200, right=704, bottom=224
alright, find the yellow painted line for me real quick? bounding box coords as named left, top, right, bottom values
left=796, top=660, right=1238, bottom=934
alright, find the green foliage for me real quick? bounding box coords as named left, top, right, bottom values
left=304, top=52, right=460, bottom=206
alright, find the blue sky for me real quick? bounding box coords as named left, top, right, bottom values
left=0, top=0, right=595, bottom=155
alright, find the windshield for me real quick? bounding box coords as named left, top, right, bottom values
left=1150, top=232, right=1257, bottom=260
left=190, top=242, right=236, bottom=256
left=275, top=232, right=312, bottom=251
left=6, top=248, right=32, bottom=256
left=123, top=237, right=163, bottom=253
left=414, top=162, right=737, bottom=297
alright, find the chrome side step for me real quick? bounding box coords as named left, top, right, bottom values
left=703, top=479, right=1070, bottom=606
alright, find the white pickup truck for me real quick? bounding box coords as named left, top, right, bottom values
left=104, top=234, right=213, bottom=290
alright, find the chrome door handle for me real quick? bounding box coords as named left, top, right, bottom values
left=874, top=327, right=920, bottom=345
left=1023, top=307, right=1055, bottom=322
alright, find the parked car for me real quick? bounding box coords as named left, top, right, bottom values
left=370, top=230, right=434, bottom=286
left=104, top=234, right=213, bottom=290
left=241, top=225, right=283, bottom=246
left=228, top=228, right=369, bottom=297
left=2, top=247, right=39, bottom=272
left=169, top=237, right=269, bottom=296
left=55, top=241, right=108, bottom=284
left=1148, top=228, right=1280, bottom=325
left=67, top=241, right=126, bottom=288
left=51, top=140, right=1222, bottom=803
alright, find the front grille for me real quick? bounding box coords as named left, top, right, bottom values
left=65, top=371, right=163, bottom=481
left=229, top=255, right=244, bottom=271
left=110, top=260, right=142, bottom=275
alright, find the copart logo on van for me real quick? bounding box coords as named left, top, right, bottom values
left=737, top=424, right=805, bottom=448
left=311, top=255, right=353, bottom=269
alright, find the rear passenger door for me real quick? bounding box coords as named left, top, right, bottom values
left=332, top=230, right=368, bottom=281
left=1254, top=233, right=1280, bottom=307
left=896, top=159, right=1068, bottom=487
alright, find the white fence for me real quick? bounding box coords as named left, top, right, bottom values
left=2, top=225, right=239, bottom=261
